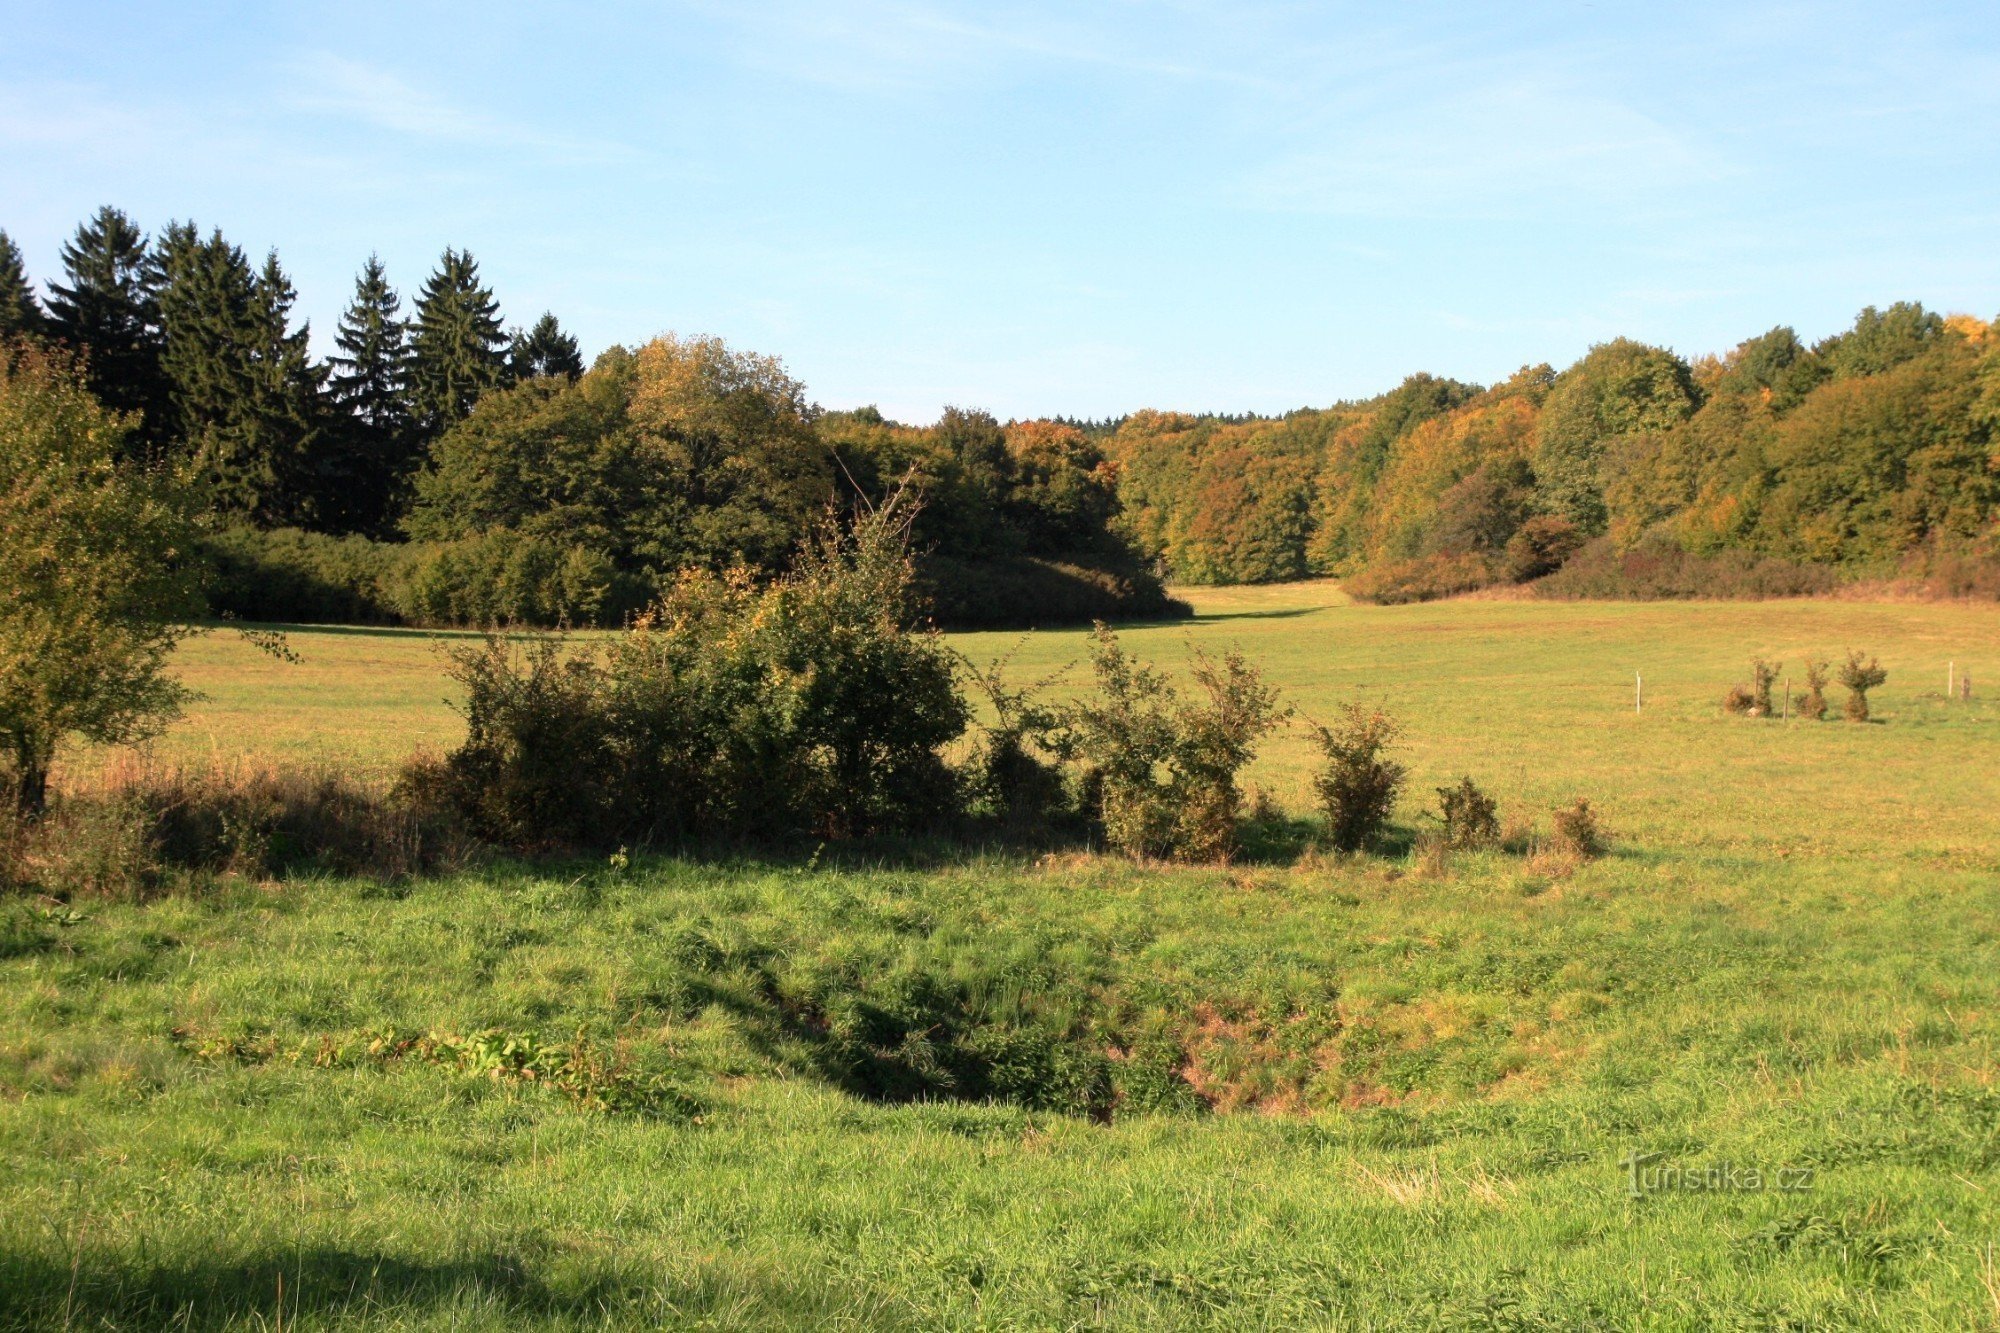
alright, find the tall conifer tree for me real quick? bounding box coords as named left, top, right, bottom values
left=45, top=206, right=167, bottom=448
left=328, top=256, right=416, bottom=533
left=409, top=248, right=507, bottom=435
left=0, top=231, right=42, bottom=338
left=153, top=227, right=324, bottom=526
left=246, top=251, right=328, bottom=526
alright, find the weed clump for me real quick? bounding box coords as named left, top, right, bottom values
left=1838, top=650, right=1887, bottom=722
left=1549, top=799, right=1605, bottom=861
left=1, top=756, right=470, bottom=898
left=1435, top=777, right=1500, bottom=851
left=1310, top=706, right=1406, bottom=853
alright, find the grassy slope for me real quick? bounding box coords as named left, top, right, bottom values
left=7, top=586, right=2000, bottom=1329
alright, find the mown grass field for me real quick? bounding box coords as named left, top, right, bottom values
left=7, top=585, right=2000, bottom=1329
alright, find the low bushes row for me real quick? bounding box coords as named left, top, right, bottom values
left=1535, top=535, right=1840, bottom=601
left=203, top=527, right=1191, bottom=632
left=11, top=506, right=1611, bottom=894
left=204, top=527, right=651, bottom=629
left=0, top=755, right=473, bottom=898
left=1725, top=651, right=1888, bottom=721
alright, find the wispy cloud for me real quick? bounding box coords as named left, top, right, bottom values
left=283, top=53, right=645, bottom=164
left=681, top=0, right=1278, bottom=94
left=1240, top=76, right=1732, bottom=222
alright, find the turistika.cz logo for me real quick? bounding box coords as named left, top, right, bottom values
left=1620, top=1150, right=1815, bottom=1198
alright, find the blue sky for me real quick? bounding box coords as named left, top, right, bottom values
left=5, top=1, right=1998, bottom=422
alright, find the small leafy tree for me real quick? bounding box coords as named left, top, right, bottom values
left=1794, top=658, right=1831, bottom=721
left=1750, top=658, right=1781, bottom=718
left=1838, top=650, right=1887, bottom=722
left=1062, top=626, right=1285, bottom=862
left=0, top=343, right=206, bottom=816
left=1310, top=705, right=1406, bottom=853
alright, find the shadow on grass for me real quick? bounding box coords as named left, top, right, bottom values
left=0, top=1246, right=769, bottom=1329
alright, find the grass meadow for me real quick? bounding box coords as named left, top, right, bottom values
left=5, top=584, right=2000, bottom=1329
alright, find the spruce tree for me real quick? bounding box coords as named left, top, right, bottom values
left=44, top=206, right=167, bottom=448
left=246, top=251, right=328, bottom=527
left=0, top=230, right=42, bottom=338
left=409, top=248, right=507, bottom=435
left=509, top=312, right=585, bottom=382
left=154, top=228, right=324, bottom=526
left=328, top=256, right=416, bottom=533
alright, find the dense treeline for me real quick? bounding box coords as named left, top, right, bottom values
left=9, top=206, right=1998, bottom=612
left=0, top=210, right=1180, bottom=628
left=1105, top=307, right=2000, bottom=599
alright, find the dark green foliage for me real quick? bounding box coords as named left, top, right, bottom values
left=1533, top=339, right=1700, bottom=533
left=202, top=527, right=406, bottom=624
left=1838, top=650, right=1887, bottom=722
left=1062, top=626, right=1286, bottom=862
left=327, top=256, right=416, bottom=534
left=1435, top=777, right=1499, bottom=851
left=408, top=248, right=508, bottom=436
left=509, top=312, right=584, bottom=382
left=43, top=206, right=167, bottom=450
left=406, top=359, right=638, bottom=550
left=394, top=530, right=633, bottom=628
left=153, top=228, right=327, bottom=526
left=916, top=551, right=1190, bottom=627
left=1819, top=302, right=1945, bottom=380
left=433, top=503, right=970, bottom=848
left=1309, top=705, right=1405, bottom=853
left=1753, top=341, right=1995, bottom=566
left=0, top=230, right=41, bottom=338
left=1713, top=326, right=1827, bottom=409
left=433, top=635, right=620, bottom=851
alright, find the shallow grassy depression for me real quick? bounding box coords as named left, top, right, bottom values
left=9, top=586, right=2000, bottom=1328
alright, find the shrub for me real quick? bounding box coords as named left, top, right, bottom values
left=959, top=651, right=1073, bottom=834
left=1310, top=706, right=1406, bottom=853
left=1750, top=658, right=1781, bottom=717
left=1795, top=658, right=1831, bottom=720
left=1435, top=776, right=1500, bottom=850
left=1061, top=625, right=1286, bottom=862
left=1722, top=683, right=1756, bottom=716
left=437, top=634, right=618, bottom=850
left=1838, top=650, right=1888, bottom=722
left=1504, top=515, right=1585, bottom=582
left=1549, top=799, right=1605, bottom=861
left=1534, top=533, right=1837, bottom=601
left=433, top=501, right=970, bottom=849
left=1343, top=552, right=1499, bottom=605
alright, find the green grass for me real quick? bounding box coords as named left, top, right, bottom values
left=9, top=586, right=2000, bottom=1328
